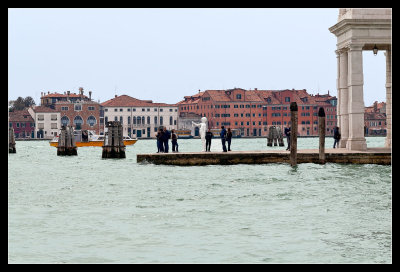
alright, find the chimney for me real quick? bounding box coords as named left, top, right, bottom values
left=115, top=95, right=118, bottom=98
left=255, top=88, right=257, bottom=91
left=373, top=101, right=378, bottom=112
left=89, top=91, right=92, bottom=101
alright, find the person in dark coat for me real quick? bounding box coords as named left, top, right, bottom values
left=284, top=123, right=291, bottom=151
left=162, top=127, right=170, bottom=153
left=171, top=129, right=179, bottom=152
left=220, top=126, right=227, bottom=152
left=226, top=128, right=233, bottom=151
left=333, top=126, right=341, bottom=148
left=156, top=128, right=164, bottom=153
left=205, top=129, right=213, bottom=152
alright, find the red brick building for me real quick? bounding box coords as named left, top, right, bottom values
left=40, top=88, right=103, bottom=134
left=177, top=88, right=337, bottom=137
left=364, top=101, right=387, bottom=136
left=8, top=110, right=35, bottom=138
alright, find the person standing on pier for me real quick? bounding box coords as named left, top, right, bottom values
left=226, top=128, right=233, bottom=151
left=171, top=129, right=179, bottom=152
left=333, top=126, right=341, bottom=148
left=220, top=126, right=227, bottom=152
left=162, top=127, right=171, bottom=153
left=156, top=128, right=164, bottom=153
left=205, top=129, right=213, bottom=152
left=284, top=123, right=291, bottom=151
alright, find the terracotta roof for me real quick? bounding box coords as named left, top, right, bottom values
left=9, top=110, right=34, bottom=122
left=101, top=95, right=176, bottom=107
left=31, top=106, right=58, bottom=113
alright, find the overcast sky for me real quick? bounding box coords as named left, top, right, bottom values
left=8, top=8, right=388, bottom=107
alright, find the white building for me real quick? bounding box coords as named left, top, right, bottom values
left=28, top=106, right=61, bottom=139
left=101, top=95, right=178, bottom=138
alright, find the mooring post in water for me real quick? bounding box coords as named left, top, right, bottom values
left=9, top=127, right=16, bottom=153
left=102, top=121, right=126, bottom=158
left=290, top=102, right=298, bottom=167
left=57, top=125, right=77, bottom=156
left=318, top=107, right=326, bottom=164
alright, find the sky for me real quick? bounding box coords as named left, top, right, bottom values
left=8, top=8, right=388, bottom=107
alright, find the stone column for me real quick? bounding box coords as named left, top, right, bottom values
left=346, top=44, right=367, bottom=151
left=384, top=47, right=392, bottom=148
left=338, top=48, right=349, bottom=148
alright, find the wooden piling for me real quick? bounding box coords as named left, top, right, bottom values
left=290, top=102, right=298, bottom=167
left=102, top=121, right=126, bottom=158
left=9, top=127, right=16, bottom=153
left=318, top=107, right=326, bottom=164
left=57, top=125, right=77, bottom=156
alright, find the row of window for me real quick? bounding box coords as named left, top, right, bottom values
left=60, top=115, right=97, bottom=127
left=9, top=122, right=35, bottom=128
left=104, top=116, right=177, bottom=126
left=61, top=105, right=96, bottom=111
left=105, top=108, right=177, bottom=113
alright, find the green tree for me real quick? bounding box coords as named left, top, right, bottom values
left=9, top=96, right=36, bottom=112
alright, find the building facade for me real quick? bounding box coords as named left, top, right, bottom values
left=8, top=110, right=35, bottom=139
left=364, top=101, right=387, bottom=136
left=39, top=88, right=103, bottom=135
left=177, top=88, right=337, bottom=137
left=28, top=106, right=61, bottom=139
left=101, top=95, right=178, bottom=138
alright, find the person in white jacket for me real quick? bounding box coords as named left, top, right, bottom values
left=192, top=117, right=208, bottom=152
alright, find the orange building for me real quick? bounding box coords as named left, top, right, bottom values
left=177, top=88, right=337, bottom=137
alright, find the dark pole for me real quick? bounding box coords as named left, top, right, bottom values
left=290, top=102, right=298, bottom=167
left=318, top=107, right=326, bottom=164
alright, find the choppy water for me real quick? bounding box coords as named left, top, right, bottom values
left=8, top=137, right=391, bottom=263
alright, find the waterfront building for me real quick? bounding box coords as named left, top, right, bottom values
left=28, top=106, right=60, bottom=139
left=365, top=101, right=387, bottom=136
left=177, top=88, right=337, bottom=137
left=8, top=110, right=35, bottom=139
left=101, top=95, right=178, bottom=138
left=38, top=88, right=104, bottom=135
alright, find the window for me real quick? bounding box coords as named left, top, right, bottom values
left=51, top=123, right=58, bottom=129
left=38, top=123, right=44, bottom=129
left=74, top=104, right=82, bottom=111
left=120, top=108, right=123, bottom=112
left=73, top=116, right=83, bottom=129
left=87, top=116, right=96, bottom=126
left=285, top=97, right=290, bottom=102
left=128, top=116, right=131, bottom=124
left=147, top=116, right=151, bottom=124
left=88, top=106, right=95, bottom=111
left=114, top=108, right=118, bottom=112
left=61, top=106, right=69, bottom=111
left=154, top=116, right=158, bottom=125
left=160, top=116, right=163, bottom=125
left=61, top=116, right=70, bottom=126
left=236, top=94, right=242, bottom=99
left=51, top=114, right=57, bottom=120
left=38, top=114, right=44, bottom=121
left=170, top=116, right=173, bottom=125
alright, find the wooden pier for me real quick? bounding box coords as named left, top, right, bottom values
left=102, top=121, right=126, bottom=158
left=9, top=127, right=16, bottom=153
left=57, top=125, right=77, bottom=156
left=137, top=148, right=391, bottom=166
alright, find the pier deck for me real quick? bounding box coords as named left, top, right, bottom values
left=137, top=148, right=391, bottom=166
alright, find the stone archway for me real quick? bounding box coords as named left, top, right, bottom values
left=329, top=8, right=392, bottom=150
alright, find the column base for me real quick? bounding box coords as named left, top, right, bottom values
left=346, top=138, right=367, bottom=151
left=338, top=138, right=347, bottom=148
left=385, top=137, right=392, bottom=149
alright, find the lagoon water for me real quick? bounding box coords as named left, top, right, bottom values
left=8, top=137, right=391, bottom=263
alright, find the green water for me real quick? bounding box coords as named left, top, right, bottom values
left=8, top=137, right=392, bottom=263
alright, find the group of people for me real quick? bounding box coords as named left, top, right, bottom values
left=155, top=127, right=178, bottom=153
left=156, top=123, right=341, bottom=153
left=284, top=123, right=341, bottom=150
left=205, top=126, right=233, bottom=152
